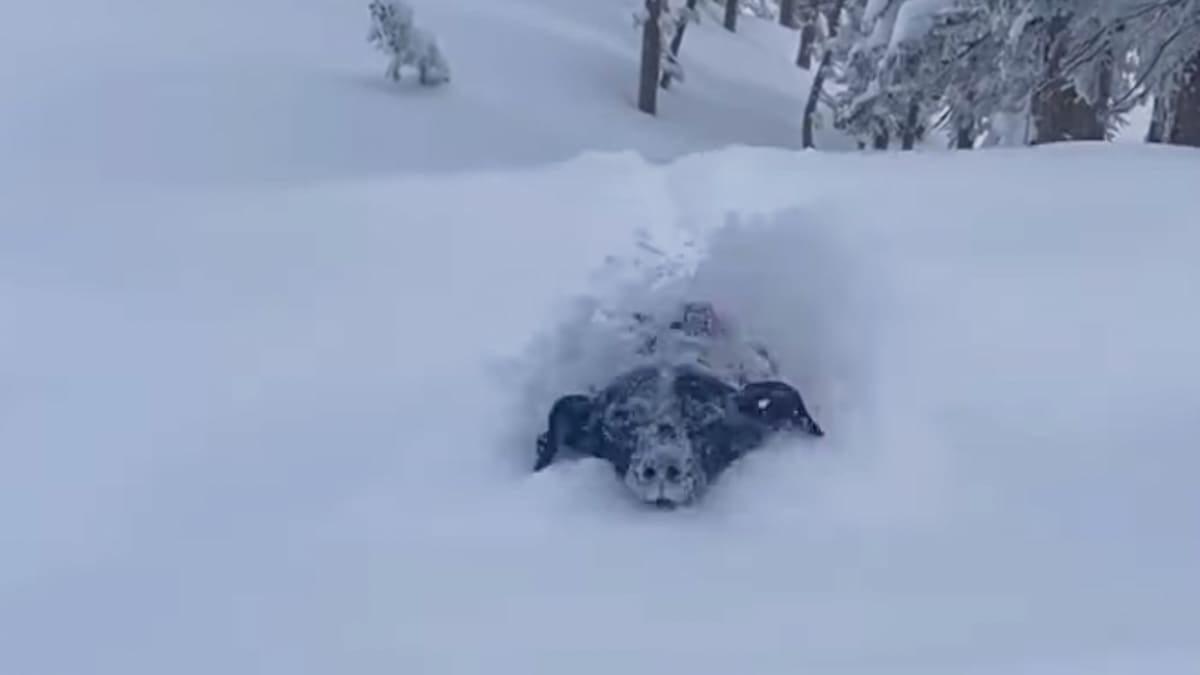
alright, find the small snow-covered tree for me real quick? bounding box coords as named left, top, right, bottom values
left=661, top=0, right=701, bottom=89
left=634, top=0, right=697, bottom=98
left=368, top=0, right=451, bottom=86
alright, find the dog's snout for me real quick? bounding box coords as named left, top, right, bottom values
left=624, top=435, right=704, bottom=507
left=640, top=456, right=683, bottom=482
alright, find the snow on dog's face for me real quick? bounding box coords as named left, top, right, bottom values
left=597, top=367, right=712, bottom=508
left=622, top=420, right=708, bottom=508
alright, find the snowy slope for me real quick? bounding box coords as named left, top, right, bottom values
left=0, top=0, right=827, bottom=187
left=3, top=1, right=1200, bottom=674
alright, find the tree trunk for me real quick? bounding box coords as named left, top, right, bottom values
left=1146, top=96, right=1166, bottom=143
left=661, top=0, right=697, bottom=89
left=955, top=120, right=975, bottom=149
left=802, top=50, right=830, bottom=148
left=638, top=0, right=663, bottom=115
left=1167, top=50, right=1200, bottom=147
left=796, top=19, right=816, bottom=69
left=872, top=128, right=889, bottom=150
left=900, top=99, right=920, bottom=150
left=724, top=0, right=738, bottom=32
left=1031, top=15, right=1104, bottom=144
left=1093, top=51, right=1114, bottom=139
left=779, top=0, right=798, bottom=29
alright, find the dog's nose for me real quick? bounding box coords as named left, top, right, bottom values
left=642, top=457, right=683, bottom=484
left=624, top=438, right=702, bottom=507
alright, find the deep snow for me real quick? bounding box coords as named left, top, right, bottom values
left=2, top=0, right=1199, bottom=674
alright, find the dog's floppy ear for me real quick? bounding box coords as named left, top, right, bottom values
left=735, top=381, right=824, bottom=437
left=534, top=395, right=595, bottom=471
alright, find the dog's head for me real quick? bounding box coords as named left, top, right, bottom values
left=595, top=366, right=736, bottom=508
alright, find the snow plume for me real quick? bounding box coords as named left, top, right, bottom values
left=510, top=206, right=890, bottom=493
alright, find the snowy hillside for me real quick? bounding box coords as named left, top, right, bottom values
left=0, top=0, right=828, bottom=187
left=2, top=1, right=1199, bottom=675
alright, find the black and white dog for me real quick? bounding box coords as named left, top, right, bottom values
left=534, top=302, right=823, bottom=508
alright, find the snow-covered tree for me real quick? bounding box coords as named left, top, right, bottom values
left=661, top=0, right=702, bottom=89
left=802, top=0, right=849, bottom=148
left=818, top=0, right=1200, bottom=149
left=829, top=1, right=1106, bottom=147
left=988, top=0, right=1200, bottom=145
left=830, top=0, right=905, bottom=148
left=926, top=3, right=1007, bottom=147
left=367, top=0, right=451, bottom=86
left=1098, top=0, right=1200, bottom=146
left=1003, top=2, right=1107, bottom=143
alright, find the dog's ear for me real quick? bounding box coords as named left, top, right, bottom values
left=736, top=382, right=824, bottom=437
left=535, top=395, right=595, bottom=471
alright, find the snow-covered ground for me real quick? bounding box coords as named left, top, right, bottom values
left=2, top=1, right=1198, bottom=674
left=0, top=0, right=828, bottom=187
